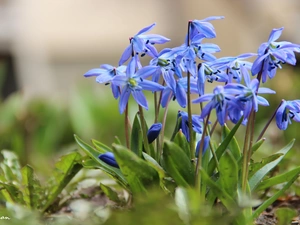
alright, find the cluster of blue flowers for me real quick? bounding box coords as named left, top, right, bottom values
left=85, top=17, right=300, bottom=167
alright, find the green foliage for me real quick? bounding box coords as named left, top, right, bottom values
left=0, top=150, right=82, bottom=213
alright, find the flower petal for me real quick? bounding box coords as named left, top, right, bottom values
left=136, top=23, right=156, bottom=35
left=119, top=87, right=131, bottom=114
left=132, top=90, right=148, bottom=110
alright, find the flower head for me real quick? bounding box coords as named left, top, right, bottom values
left=252, top=27, right=300, bottom=83
left=276, top=100, right=300, bottom=130
left=98, top=152, right=119, bottom=168
left=112, top=57, right=164, bottom=114
left=84, top=64, right=126, bottom=98
left=195, top=136, right=210, bottom=157
left=119, top=23, right=170, bottom=65
left=178, top=111, right=203, bottom=142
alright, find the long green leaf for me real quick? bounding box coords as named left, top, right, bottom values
left=131, top=113, right=143, bottom=157
left=208, top=118, right=243, bottom=175
left=92, top=139, right=111, bottom=153
left=163, top=140, right=195, bottom=187
left=100, top=183, right=122, bottom=203
left=252, top=173, right=299, bottom=220
left=42, top=152, right=82, bottom=212
left=249, top=139, right=295, bottom=192
left=74, top=134, right=128, bottom=186
left=219, top=150, right=238, bottom=196
left=221, top=125, right=241, bottom=160
left=256, top=166, right=300, bottom=191
left=112, top=144, right=160, bottom=195
left=21, top=165, right=43, bottom=209
left=173, top=130, right=191, bottom=159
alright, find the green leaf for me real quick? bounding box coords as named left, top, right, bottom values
left=0, top=182, right=25, bottom=205
left=21, top=165, right=43, bottom=209
left=252, top=172, right=299, bottom=220
left=251, top=138, right=266, bottom=155
left=112, top=144, right=160, bottom=195
left=221, top=125, right=241, bottom=160
left=42, top=152, right=82, bottom=212
left=74, top=134, right=128, bottom=187
left=249, top=139, right=295, bottom=192
left=208, top=117, right=243, bottom=175
left=219, top=150, right=238, bottom=196
left=200, top=168, right=237, bottom=212
left=131, top=113, right=143, bottom=157
left=92, top=139, right=111, bottom=153
left=142, top=152, right=165, bottom=179
left=256, top=166, right=300, bottom=191
left=173, top=130, right=191, bottom=159
left=100, top=183, right=122, bottom=204
left=249, top=153, right=283, bottom=178
left=275, top=208, right=297, bottom=225
left=162, top=140, right=195, bottom=187
left=0, top=150, right=22, bottom=182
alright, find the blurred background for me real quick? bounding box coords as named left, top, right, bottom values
left=0, top=0, right=299, bottom=172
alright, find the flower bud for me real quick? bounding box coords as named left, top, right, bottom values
left=147, top=123, right=162, bottom=144
left=195, top=136, right=210, bottom=157
left=98, top=152, right=119, bottom=168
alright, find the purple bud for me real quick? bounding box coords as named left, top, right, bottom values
left=147, top=123, right=162, bottom=143
left=98, top=152, right=119, bottom=168
left=195, top=136, right=210, bottom=157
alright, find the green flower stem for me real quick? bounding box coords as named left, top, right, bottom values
left=187, top=72, right=195, bottom=158
left=159, top=93, right=172, bottom=161
left=256, top=101, right=283, bottom=142
left=195, top=112, right=210, bottom=191
left=154, top=91, right=159, bottom=123
left=241, top=109, right=256, bottom=192
left=138, top=105, right=152, bottom=156
left=125, top=103, right=130, bottom=149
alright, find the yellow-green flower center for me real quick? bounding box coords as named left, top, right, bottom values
left=128, top=78, right=138, bottom=87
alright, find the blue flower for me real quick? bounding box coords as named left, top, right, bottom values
left=189, top=16, right=225, bottom=39
left=161, top=71, right=198, bottom=108
left=225, top=68, right=275, bottom=119
left=84, top=64, right=126, bottom=99
left=147, top=123, right=162, bottom=143
left=112, top=57, right=164, bottom=114
left=98, top=152, right=119, bottom=168
left=119, top=23, right=170, bottom=65
left=251, top=27, right=300, bottom=83
left=211, top=53, right=256, bottom=83
left=193, top=85, right=236, bottom=125
left=195, top=136, right=210, bottom=157
left=178, top=111, right=203, bottom=142
left=197, top=62, right=228, bottom=95
left=276, top=100, right=300, bottom=130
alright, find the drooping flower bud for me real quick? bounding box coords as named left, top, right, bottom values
left=147, top=123, right=162, bottom=144
left=98, top=152, right=119, bottom=168
left=195, top=136, right=210, bottom=157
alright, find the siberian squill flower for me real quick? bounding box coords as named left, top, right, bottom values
left=84, top=64, right=126, bottom=99
left=161, top=71, right=198, bottom=108
left=119, top=23, right=170, bottom=65
left=177, top=111, right=203, bottom=142
left=211, top=53, right=256, bottom=83
left=197, top=62, right=228, bottom=95
left=147, top=123, right=162, bottom=143
left=112, top=57, right=164, bottom=114
left=149, top=48, right=182, bottom=81
left=189, top=16, right=225, bottom=39
left=276, top=100, right=300, bottom=130
left=98, top=152, right=119, bottom=168
left=251, top=27, right=300, bottom=83
left=193, top=85, right=239, bottom=125
left=225, top=67, right=275, bottom=119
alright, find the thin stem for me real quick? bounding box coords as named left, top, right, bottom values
left=195, top=112, right=210, bottom=190
left=209, top=119, right=218, bottom=137
left=138, top=105, right=152, bottom=156
left=256, top=101, right=283, bottom=142
left=241, top=111, right=252, bottom=192
left=125, top=103, right=130, bottom=149
left=154, top=91, right=158, bottom=123
left=159, top=93, right=172, bottom=161
left=187, top=71, right=195, bottom=157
